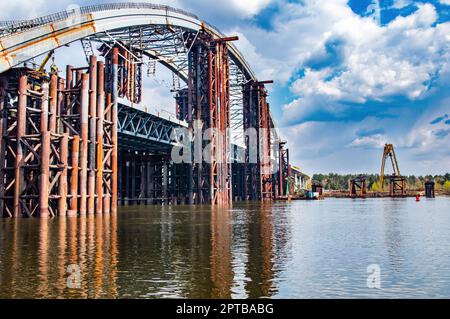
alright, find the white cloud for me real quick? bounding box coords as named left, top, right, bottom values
left=348, top=134, right=387, bottom=149
left=440, top=0, right=450, bottom=6
left=229, top=0, right=272, bottom=17
left=0, top=0, right=53, bottom=20
left=392, top=0, right=414, bottom=9
left=0, top=0, right=272, bottom=22
left=290, top=3, right=444, bottom=105
left=231, top=1, right=450, bottom=127
left=230, top=31, right=289, bottom=82
left=176, top=0, right=273, bottom=19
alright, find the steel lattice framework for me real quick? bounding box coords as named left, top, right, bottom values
left=0, top=3, right=291, bottom=216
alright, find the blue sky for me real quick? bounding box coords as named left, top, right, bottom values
left=1, top=0, right=449, bottom=175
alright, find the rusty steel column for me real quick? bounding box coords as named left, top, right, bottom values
left=39, top=80, right=50, bottom=217
left=88, top=56, right=97, bottom=215
left=96, top=61, right=105, bottom=214
left=58, top=133, right=69, bottom=216
left=124, top=50, right=129, bottom=99
left=188, top=35, right=235, bottom=205
left=49, top=74, right=58, bottom=133
left=14, top=74, right=27, bottom=217
left=57, top=78, right=65, bottom=134
left=243, top=83, right=260, bottom=201
left=64, top=66, right=73, bottom=135
left=40, top=80, right=49, bottom=132
left=40, top=132, right=50, bottom=218
left=111, top=47, right=119, bottom=214
left=79, top=73, right=89, bottom=215
left=68, top=135, right=80, bottom=216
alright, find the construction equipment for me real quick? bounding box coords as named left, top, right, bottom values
left=379, top=143, right=406, bottom=196
left=379, top=144, right=400, bottom=187
left=37, top=50, right=56, bottom=74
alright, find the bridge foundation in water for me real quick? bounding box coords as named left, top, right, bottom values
left=0, top=4, right=293, bottom=217
left=0, top=51, right=290, bottom=217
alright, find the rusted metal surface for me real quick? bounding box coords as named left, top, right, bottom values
left=110, top=47, right=119, bottom=214
left=59, top=133, right=69, bottom=216
left=349, top=175, right=367, bottom=198
left=79, top=73, right=89, bottom=215
left=68, top=135, right=79, bottom=216
left=88, top=55, right=97, bottom=215
left=49, top=74, right=57, bottom=133
left=0, top=5, right=289, bottom=216
left=14, top=74, right=27, bottom=217
left=39, top=131, right=50, bottom=218
left=96, top=61, right=104, bottom=213
left=389, top=175, right=406, bottom=197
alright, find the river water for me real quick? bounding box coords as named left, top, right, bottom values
left=0, top=197, right=449, bottom=298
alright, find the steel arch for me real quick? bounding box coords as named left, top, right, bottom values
left=0, top=3, right=255, bottom=81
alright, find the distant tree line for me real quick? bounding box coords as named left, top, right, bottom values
left=311, top=173, right=450, bottom=193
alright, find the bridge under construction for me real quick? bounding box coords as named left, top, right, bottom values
left=0, top=3, right=294, bottom=217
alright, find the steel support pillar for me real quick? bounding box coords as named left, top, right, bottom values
left=188, top=34, right=233, bottom=205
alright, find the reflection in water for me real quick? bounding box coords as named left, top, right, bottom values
left=0, top=215, right=119, bottom=298
left=3, top=198, right=448, bottom=298
left=383, top=199, right=405, bottom=273
left=0, top=203, right=284, bottom=298
left=56, top=217, right=66, bottom=297
left=245, top=202, right=275, bottom=298
left=36, top=219, right=49, bottom=298
left=210, top=208, right=233, bottom=298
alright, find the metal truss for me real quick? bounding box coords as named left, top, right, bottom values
left=117, top=104, right=182, bottom=151
left=230, top=61, right=247, bottom=146
left=89, top=25, right=194, bottom=82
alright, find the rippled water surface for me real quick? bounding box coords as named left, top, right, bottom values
left=1, top=197, right=450, bottom=298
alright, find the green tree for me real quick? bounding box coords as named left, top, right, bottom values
left=444, top=181, right=450, bottom=194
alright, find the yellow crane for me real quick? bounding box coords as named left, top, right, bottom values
left=379, top=143, right=401, bottom=190
left=37, top=50, right=57, bottom=74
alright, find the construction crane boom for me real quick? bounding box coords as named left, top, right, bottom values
left=37, top=50, right=55, bottom=73
left=379, top=143, right=401, bottom=188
